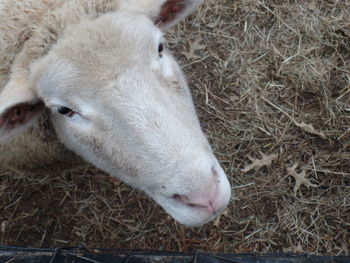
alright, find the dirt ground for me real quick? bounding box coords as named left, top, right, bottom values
left=1, top=0, right=349, bottom=255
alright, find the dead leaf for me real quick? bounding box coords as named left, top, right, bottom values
left=213, top=209, right=229, bottom=227
left=181, top=38, right=206, bottom=60
left=286, top=163, right=318, bottom=194
left=294, top=120, right=327, bottom=139
left=283, top=243, right=304, bottom=253
left=229, top=95, right=240, bottom=102
left=107, top=176, right=121, bottom=186
left=242, top=151, right=278, bottom=172
left=308, top=1, right=317, bottom=11
left=1, top=221, right=7, bottom=234
left=213, top=214, right=221, bottom=227
left=207, top=21, right=220, bottom=29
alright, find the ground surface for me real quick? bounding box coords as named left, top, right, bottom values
left=1, top=0, right=349, bottom=255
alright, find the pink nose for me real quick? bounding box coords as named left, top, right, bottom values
left=172, top=168, right=221, bottom=213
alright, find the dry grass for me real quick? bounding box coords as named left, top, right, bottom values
left=1, top=0, right=350, bottom=255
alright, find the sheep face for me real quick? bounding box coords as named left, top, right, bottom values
left=0, top=0, right=231, bottom=227
left=33, top=12, right=231, bottom=227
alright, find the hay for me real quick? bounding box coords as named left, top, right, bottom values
left=1, top=0, right=349, bottom=254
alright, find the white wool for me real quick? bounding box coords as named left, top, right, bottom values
left=0, top=0, right=231, bottom=227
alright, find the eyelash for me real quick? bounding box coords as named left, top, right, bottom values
left=57, top=106, right=76, bottom=117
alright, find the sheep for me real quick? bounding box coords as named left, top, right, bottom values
left=0, top=0, right=232, bottom=227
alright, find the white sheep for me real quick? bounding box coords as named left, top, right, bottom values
left=0, top=0, right=231, bottom=227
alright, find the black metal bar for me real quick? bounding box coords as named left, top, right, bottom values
left=0, top=246, right=349, bottom=263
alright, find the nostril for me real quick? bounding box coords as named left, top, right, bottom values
left=172, top=194, right=212, bottom=210
left=212, top=167, right=218, bottom=178
left=172, top=194, right=182, bottom=202
left=212, top=167, right=221, bottom=184
left=172, top=194, right=190, bottom=203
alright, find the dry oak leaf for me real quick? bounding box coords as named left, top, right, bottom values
left=286, top=163, right=318, bottom=195
left=294, top=120, right=327, bottom=139
left=181, top=38, right=206, bottom=60
left=242, top=151, right=278, bottom=172
left=213, top=209, right=229, bottom=227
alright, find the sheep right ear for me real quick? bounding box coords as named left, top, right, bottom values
left=0, top=78, right=45, bottom=143
left=155, top=0, right=203, bottom=29
left=120, top=0, right=203, bottom=29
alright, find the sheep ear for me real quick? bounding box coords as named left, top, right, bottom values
left=0, top=78, right=45, bottom=143
left=155, top=0, right=203, bottom=29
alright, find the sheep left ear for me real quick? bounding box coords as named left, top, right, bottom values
left=155, top=0, right=203, bottom=29
left=0, top=77, right=45, bottom=143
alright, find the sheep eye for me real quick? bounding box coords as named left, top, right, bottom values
left=57, top=106, right=74, bottom=117
left=158, top=43, right=164, bottom=58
